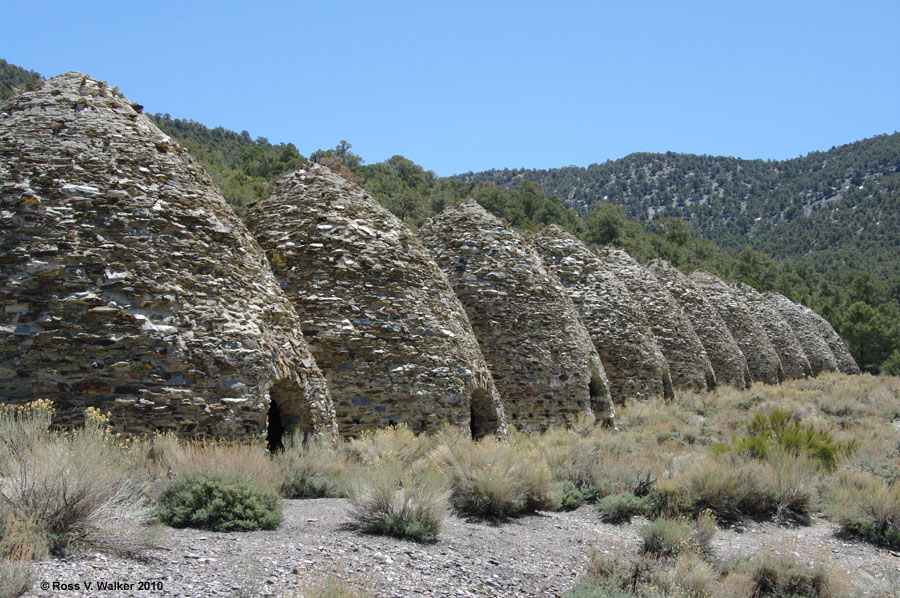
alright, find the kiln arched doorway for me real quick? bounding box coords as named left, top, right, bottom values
left=267, top=378, right=314, bottom=452
left=469, top=388, right=497, bottom=440
left=589, top=375, right=613, bottom=427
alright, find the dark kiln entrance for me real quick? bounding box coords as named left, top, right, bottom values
left=469, top=388, right=496, bottom=439
left=267, top=378, right=313, bottom=452
left=589, top=376, right=608, bottom=424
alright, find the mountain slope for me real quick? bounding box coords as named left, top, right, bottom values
left=457, top=134, right=900, bottom=276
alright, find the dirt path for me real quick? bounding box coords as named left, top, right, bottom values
left=25, top=499, right=899, bottom=597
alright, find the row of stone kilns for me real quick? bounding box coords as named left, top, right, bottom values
left=0, top=72, right=859, bottom=442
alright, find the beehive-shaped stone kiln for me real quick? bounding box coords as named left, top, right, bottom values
left=648, top=260, right=751, bottom=389
left=0, top=73, right=336, bottom=440
left=532, top=226, right=673, bottom=402
left=777, top=296, right=859, bottom=375
left=734, top=283, right=812, bottom=380
left=246, top=166, right=506, bottom=438
left=597, top=248, right=716, bottom=393
left=689, top=271, right=784, bottom=385
left=762, top=292, right=839, bottom=376
left=419, top=200, right=614, bottom=430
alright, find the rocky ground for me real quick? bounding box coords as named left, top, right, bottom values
left=24, top=498, right=899, bottom=598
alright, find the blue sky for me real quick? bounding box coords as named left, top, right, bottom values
left=3, top=1, right=898, bottom=175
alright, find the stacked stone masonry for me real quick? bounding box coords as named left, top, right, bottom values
left=1, top=72, right=861, bottom=439
left=734, top=283, right=812, bottom=380
left=0, top=73, right=337, bottom=439
left=532, top=226, right=673, bottom=402
left=648, top=260, right=751, bottom=389
left=246, top=166, right=506, bottom=438
left=794, top=300, right=860, bottom=375
left=419, top=200, right=614, bottom=430
left=598, top=248, right=715, bottom=393
left=689, top=271, right=784, bottom=385
left=763, top=292, right=839, bottom=376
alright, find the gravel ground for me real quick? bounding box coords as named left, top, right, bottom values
left=24, top=499, right=900, bottom=598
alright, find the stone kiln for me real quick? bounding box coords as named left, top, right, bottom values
left=419, top=200, right=614, bottom=430
left=0, top=73, right=336, bottom=441
left=246, top=166, right=506, bottom=438
left=734, top=283, right=812, bottom=380
left=532, top=226, right=673, bottom=402
left=648, top=260, right=751, bottom=389
left=781, top=297, right=859, bottom=375
left=597, top=248, right=716, bottom=393
left=762, top=292, right=839, bottom=376
left=688, top=271, right=784, bottom=385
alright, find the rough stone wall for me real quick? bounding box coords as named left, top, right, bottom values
left=0, top=72, right=336, bottom=438
left=531, top=226, right=673, bottom=402
left=246, top=166, right=506, bottom=438
left=419, top=200, right=614, bottom=431
left=597, top=248, right=715, bottom=393
left=648, top=260, right=751, bottom=389
left=734, top=283, right=812, bottom=380
left=793, top=301, right=859, bottom=375
left=688, top=271, right=784, bottom=385
left=762, top=292, right=838, bottom=376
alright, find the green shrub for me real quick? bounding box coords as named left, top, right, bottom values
left=556, top=480, right=585, bottom=511
left=642, top=481, right=694, bottom=519
left=747, top=553, right=836, bottom=597
left=156, top=472, right=282, bottom=532
left=347, top=463, right=448, bottom=543
left=725, top=409, right=857, bottom=470
left=639, top=511, right=716, bottom=557
left=597, top=492, right=643, bottom=524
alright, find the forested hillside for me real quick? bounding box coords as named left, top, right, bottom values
left=2, top=61, right=897, bottom=374
left=458, top=135, right=900, bottom=277
left=0, top=59, right=41, bottom=101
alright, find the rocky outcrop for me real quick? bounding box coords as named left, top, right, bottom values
left=419, top=200, right=614, bottom=431
left=688, top=271, right=784, bottom=385
left=0, top=72, right=336, bottom=439
left=734, top=283, right=812, bottom=380
left=246, top=166, right=506, bottom=438
left=532, top=226, right=672, bottom=402
left=598, top=249, right=715, bottom=393
left=762, top=292, right=839, bottom=376
left=648, top=260, right=750, bottom=389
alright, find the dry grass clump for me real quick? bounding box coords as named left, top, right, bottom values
left=148, top=433, right=279, bottom=495
left=0, top=401, right=156, bottom=557
left=347, top=462, right=449, bottom=543
left=431, top=435, right=559, bottom=518
left=639, top=511, right=717, bottom=557
left=682, top=457, right=777, bottom=522
left=741, top=552, right=840, bottom=598
left=568, top=542, right=853, bottom=598
left=825, top=469, right=900, bottom=548
left=275, top=433, right=351, bottom=498
left=346, top=423, right=436, bottom=467
left=0, top=561, right=33, bottom=598
left=291, top=565, right=374, bottom=598
left=0, top=513, right=40, bottom=598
